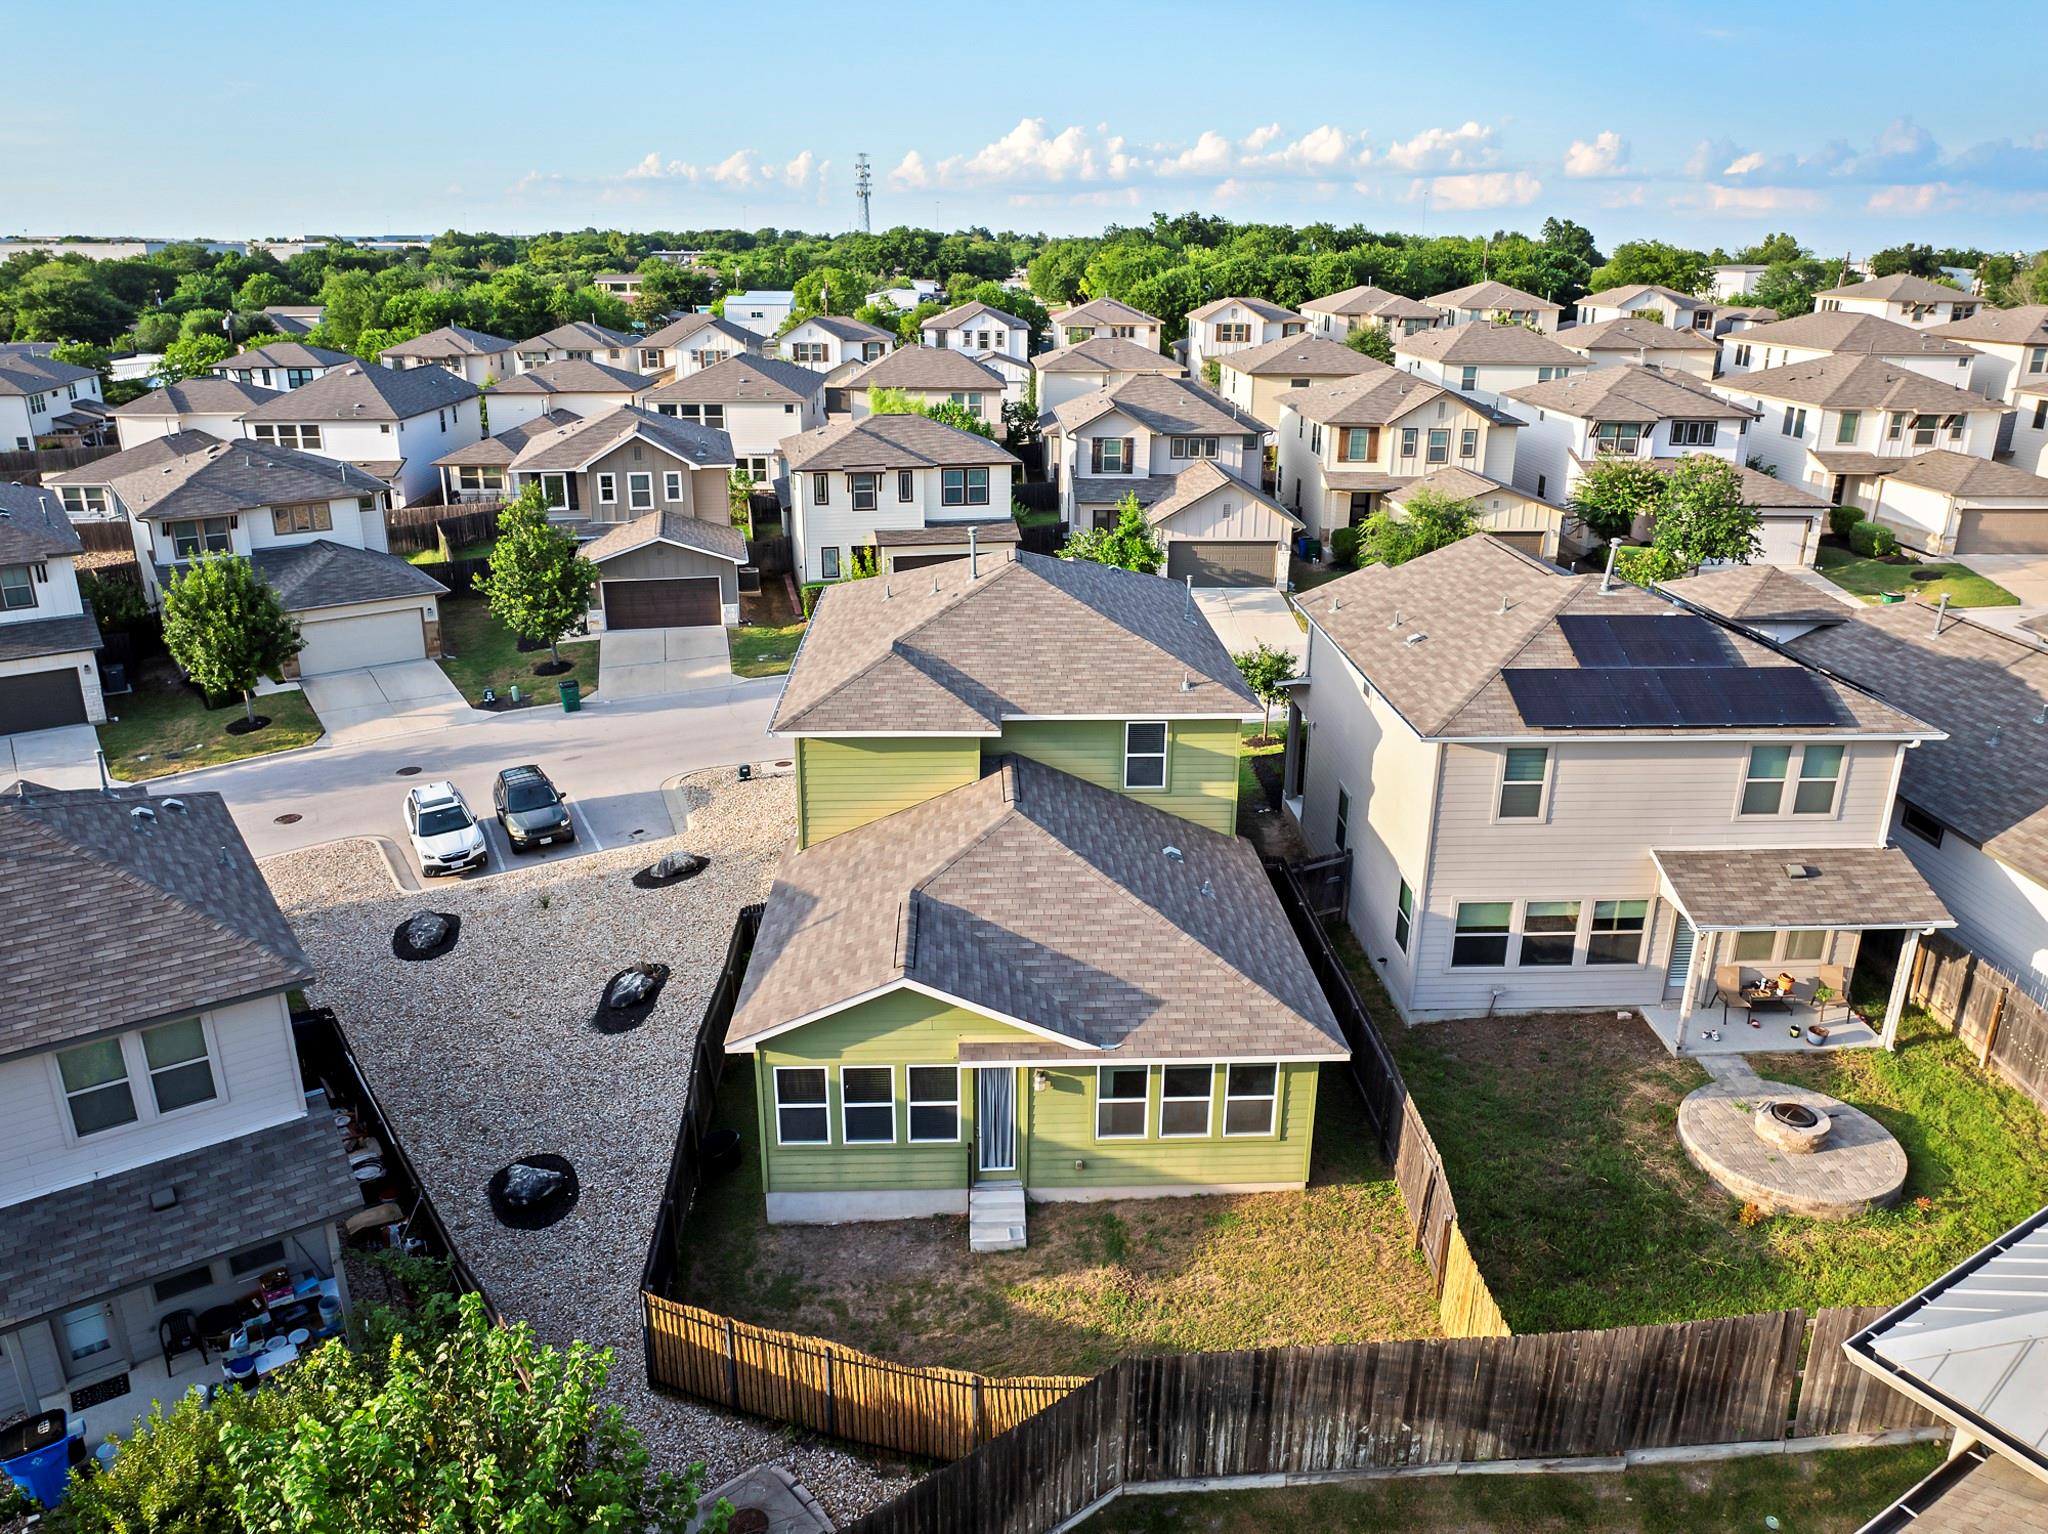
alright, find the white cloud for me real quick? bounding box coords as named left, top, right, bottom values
left=1416, top=171, right=1542, bottom=210
left=1241, top=123, right=1283, bottom=153
left=1564, top=131, right=1628, bottom=178
left=890, top=150, right=929, bottom=190
left=1384, top=122, right=1495, bottom=173
left=1722, top=151, right=1767, bottom=176
left=1866, top=182, right=1956, bottom=214
left=928, top=118, right=1107, bottom=187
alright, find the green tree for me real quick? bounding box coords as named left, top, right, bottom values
left=475, top=485, right=598, bottom=665
left=1869, top=243, right=1939, bottom=278
left=1649, top=454, right=1761, bottom=573
left=1233, top=640, right=1297, bottom=740
left=156, top=332, right=233, bottom=383
left=1541, top=217, right=1603, bottom=271
left=1345, top=323, right=1395, bottom=363
left=1357, top=487, right=1478, bottom=567
left=728, top=467, right=754, bottom=532
left=1587, top=240, right=1712, bottom=297
left=1568, top=457, right=1667, bottom=542
left=1060, top=493, right=1163, bottom=573
left=161, top=553, right=302, bottom=723
left=865, top=389, right=996, bottom=440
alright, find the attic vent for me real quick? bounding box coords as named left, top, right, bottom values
left=161, top=797, right=186, bottom=812
left=1162, top=845, right=1184, bottom=862
left=1404, top=632, right=1426, bottom=646
left=130, top=805, right=156, bottom=824
left=1783, top=862, right=1814, bottom=880
left=1386, top=609, right=1404, bottom=631
left=1199, top=879, right=1214, bottom=899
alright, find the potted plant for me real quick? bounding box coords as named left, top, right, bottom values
left=1810, top=979, right=1836, bottom=1024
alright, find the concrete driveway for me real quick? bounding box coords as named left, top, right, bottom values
left=299, top=661, right=472, bottom=744
left=1, top=723, right=105, bottom=790
left=1959, top=554, right=2048, bottom=636
left=598, top=627, right=732, bottom=699
left=1191, top=586, right=1305, bottom=664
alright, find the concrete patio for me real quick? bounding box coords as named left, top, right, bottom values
left=1640, top=998, right=1881, bottom=1058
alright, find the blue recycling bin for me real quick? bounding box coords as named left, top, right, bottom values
left=1, top=1409, right=75, bottom=1508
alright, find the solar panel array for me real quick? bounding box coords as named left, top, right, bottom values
left=1557, top=613, right=1730, bottom=668
left=1503, top=666, right=1840, bottom=729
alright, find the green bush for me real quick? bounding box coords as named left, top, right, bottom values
left=1849, top=520, right=1898, bottom=558
left=800, top=581, right=831, bottom=618
left=1614, top=545, right=1682, bottom=585
left=1827, top=505, right=1861, bottom=541
left=1328, top=526, right=1362, bottom=568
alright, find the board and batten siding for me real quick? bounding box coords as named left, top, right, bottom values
left=594, top=540, right=739, bottom=603
left=992, top=717, right=1241, bottom=835
left=794, top=736, right=982, bottom=847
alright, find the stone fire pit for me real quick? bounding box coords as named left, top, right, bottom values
left=1754, top=1098, right=1832, bottom=1156
left=1678, top=1075, right=1906, bottom=1220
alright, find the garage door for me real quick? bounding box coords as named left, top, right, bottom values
left=1166, top=540, right=1276, bottom=587
left=1754, top=517, right=1816, bottom=566
left=602, top=577, right=721, bottom=629
left=296, top=608, right=427, bottom=675
left=0, top=668, right=87, bottom=732
left=1491, top=532, right=1548, bottom=556
left=1954, top=510, right=2048, bottom=555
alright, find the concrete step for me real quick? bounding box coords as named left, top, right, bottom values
left=968, top=1183, right=1027, bottom=1252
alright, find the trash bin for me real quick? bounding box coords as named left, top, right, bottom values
left=1, top=1409, right=73, bottom=1508
left=558, top=679, right=581, bottom=712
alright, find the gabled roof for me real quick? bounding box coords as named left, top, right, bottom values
left=0, top=353, right=99, bottom=397
left=581, top=509, right=747, bottom=566
left=1052, top=297, right=1160, bottom=328
left=1580, top=283, right=1710, bottom=311
left=1142, top=460, right=1301, bottom=530
left=0, top=782, right=312, bottom=1059
left=0, top=483, right=84, bottom=560
left=1397, top=322, right=1585, bottom=366
left=771, top=550, right=1256, bottom=735
left=211, top=342, right=353, bottom=372
left=491, top=358, right=647, bottom=396
left=841, top=346, right=1006, bottom=393
left=377, top=324, right=516, bottom=360
left=1880, top=449, right=2048, bottom=498
left=1664, top=564, right=1854, bottom=627
left=505, top=405, right=733, bottom=473
left=1730, top=311, right=1980, bottom=359
left=245, top=539, right=448, bottom=611
left=1301, top=284, right=1439, bottom=320
left=1388, top=465, right=1536, bottom=506
left=1818, top=273, right=1974, bottom=304
left=1508, top=362, right=1755, bottom=421
left=637, top=312, right=757, bottom=351
left=521, top=320, right=637, bottom=351
left=1560, top=316, right=1718, bottom=355
left=728, top=756, right=1346, bottom=1059
left=924, top=299, right=1030, bottom=333
left=1727, top=354, right=2002, bottom=414
left=1294, top=534, right=1930, bottom=741
left=641, top=353, right=824, bottom=407
left=1031, top=335, right=1180, bottom=375
left=1049, top=374, right=1265, bottom=438
left=1278, top=363, right=1508, bottom=428
left=1928, top=304, right=2048, bottom=347
left=1215, top=333, right=1379, bottom=378
left=49, top=434, right=386, bottom=520
left=432, top=409, right=582, bottom=468
left=781, top=412, right=1020, bottom=473
left=111, top=376, right=282, bottom=418
left=1186, top=295, right=1301, bottom=324
left=789, top=314, right=897, bottom=344
left=1427, top=280, right=1561, bottom=314
left=240, top=359, right=477, bottom=422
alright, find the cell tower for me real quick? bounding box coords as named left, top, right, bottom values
left=855, top=153, right=872, bottom=233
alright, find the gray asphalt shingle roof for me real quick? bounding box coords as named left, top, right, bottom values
left=0, top=482, right=84, bottom=559
left=924, top=299, right=1030, bottom=333
left=1654, top=846, right=1952, bottom=931
left=432, top=409, right=581, bottom=468
left=377, top=324, right=516, bottom=359
left=1053, top=297, right=1160, bottom=328
left=1427, top=281, right=1561, bottom=314
left=791, top=314, right=896, bottom=343
left=1559, top=316, right=1718, bottom=354
left=1279, top=363, right=1511, bottom=428
left=48, top=435, right=386, bottom=521
left=781, top=412, right=1019, bottom=473
left=247, top=540, right=448, bottom=610
left=640, top=353, right=824, bottom=407
left=1217, top=333, right=1380, bottom=378
left=522, top=321, right=637, bottom=351
left=1302, top=284, right=1439, bottom=320
left=1398, top=323, right=1586, bottom=366
left=0, top=353, right=98, bottom=397
left=111, top=377, right=282, bottom=418
left=1727, top=354, right=1999, bottom=414
left=212, top=342, right=353, bottom=372
left=240, top=360, right=478, bottom=422
left=582, top=509, right=747, bottom=565
left=841, top=347, right=1007, bottom=393
left=1730, top=310, right=1980, bottom=359
left=637, top=313, right=757, bottom=351
left=1508, top=362, right=1756, bottom=421
left=504, top=405, right=733, bottom=473
left=1817, top=273, right=1975, bottom=304
left=1050, top=374, right=1265, bottom=437
left=1032, top=336, right=1179, bottom=375
left=491, top=358, right=647, bottom=396
left=1664, top=564, right=1854, bottom=625
left=0, top=610, right=102, bottom=663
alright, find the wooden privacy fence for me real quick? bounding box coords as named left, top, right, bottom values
left=384, top=503, right=502, bottom=556
left=73, top=520, right=137, bottom=555
left=1910, top=930, right=2048, bottom=1111
left=0, top=443, right=117, bottom=477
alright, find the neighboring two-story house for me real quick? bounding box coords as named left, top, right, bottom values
left=1049, top=297, right=1162, bottom=351
left=782, top=412, right=1021, bottom=582
left=430, top=410, right=580, bottom=505
left=1394, top=322, right=1586, bottom=406
left=237, top=361, right=483, bottom=507
left=1425, top=281, right=1561, bottom=333
left=209, top=342, right=353, bottom=392
left=0, top=485, right=107, bottom=734
left=1284, top=534, right=1951, bottom=1053
left=920, top=300, right=1032, bottom=360
left=1044, top=374, right=1266, bottom=524
left=513, top=321, right=637, bottom=372
left=1816, top=274, right=1981, bottom=328
left=1300, top=284, right=1439, bottom=340
left=841, top=347, right=1009, bottom=421
left=502, top=405, right=735, bottom=533
left=1031, top=335, right=1181, bottom=414
left=720, top=290, right=796, bottom=338
left=1503, top=363, right=1753, bottom=506
left=632, top=313, right=759, bottom=379
left=643, top=353, right=826, bottom=482
left=1554, top=316, right=1717, bottom=379
left=110, top=378, right=281, bottom=451
left=779, top=315, right=897, bottom=378
left=1716, top=311, right=1980, bottom=384
left=0, top=353, right=107, bottom=451
left=1213, top=334, right=1378, bottom=429
left=376, top=325, right=517, bottom=386
left=484, top=358, right=647, bottom=434
left=1927, top=305, right=2048, bottom=473
left=1184, top=297, right=1306, bottom=379
left=731, top=552, right=1345, bottom=1243
left=1573, top=284, right=1714, bottom=331
left=0, top=782, right=360, bottom=1439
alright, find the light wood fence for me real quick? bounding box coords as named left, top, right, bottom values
left=1910, top=930, right=2048, bottom=1112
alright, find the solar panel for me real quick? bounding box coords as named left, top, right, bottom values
left=1505, top=666, right=1840, bottom=729
left=1558, top=613, right=1729, bottom=668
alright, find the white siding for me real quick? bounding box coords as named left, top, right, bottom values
left=1894, top=804, right=2048, bottom=990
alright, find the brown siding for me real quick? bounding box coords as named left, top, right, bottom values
left=579, top=440, right=703, bottom=523
left=598, top=542, right=739, bottom=603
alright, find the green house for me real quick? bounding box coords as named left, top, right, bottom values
left=730, top=551, right=1347, bottom=1247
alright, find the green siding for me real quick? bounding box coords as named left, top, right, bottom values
left=991, top=718, right=1241, bottom=834
left=795, top=736, right=980, bottom=847
left=1025, top=1061, right=1318, bottom=1190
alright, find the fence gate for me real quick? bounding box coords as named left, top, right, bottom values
left=1293, top=850, right=1352, bottom=920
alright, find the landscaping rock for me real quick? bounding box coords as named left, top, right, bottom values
left=406, top=912, right=451, bottom=951
left=485, top=1153, right=579, bottom=1230
left=503, top=1161, right=566, bottom=1206
left=607, top=966, right=662, bottom=1010
left=633, top=851, right=710, bottom=889
left=594, top=962, right=671, bottom=1034
left=390, top=911, right=461, bottom=961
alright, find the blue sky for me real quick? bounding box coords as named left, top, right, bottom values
left=12, top=1, right=2046, bottom=252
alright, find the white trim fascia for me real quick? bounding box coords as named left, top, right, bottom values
left=727, top=977, right=1104, bottom=1054
left=1433, top=730, right=1942, bottom=745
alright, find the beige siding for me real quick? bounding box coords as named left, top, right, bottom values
left=580, top=439, right=704, bottom=524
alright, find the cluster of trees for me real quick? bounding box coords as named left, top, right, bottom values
left=1569, top=455, right=1764, bottom=581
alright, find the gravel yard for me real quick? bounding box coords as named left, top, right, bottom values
left=262, top=768, right=914, bottom=1521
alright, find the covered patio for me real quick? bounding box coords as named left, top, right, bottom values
left=1643, top=846, right=1954, bottom=1058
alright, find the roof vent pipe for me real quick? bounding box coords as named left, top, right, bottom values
left=1932, top=592, right=1950, bottom=635
left=1600, top=539, right=1620, bottom=594
left=968, top=525, right=978, bottom=579
left=1184, top=573, right=1194, bottom=623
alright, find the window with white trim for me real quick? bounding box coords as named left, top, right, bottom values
left=840, top=1066, right=894, bottom=1144
left=627, top=473, right=654, bottom=511
left=1096, top=1066, right=1148, bottom=1138
left=253, top=423, right=322, bottom=450
left=57, top=1038, right=137, bottom=1137
left=664, top=471, right=683, bottom=502
left=1159, top=1065, right=1212, bottom=1137
left=1222, top=1064, right=1278, bottom=1136
left=1451, top=902, right=1512, bottom=967
left=1587, top=900, right=1648, bottom=965
left=57, top=485, right=109, bottom=518
left=1498, top=747, right=1548, bottom=818
left=819, top=546, right=840, bottom=580
left=1741, top=746, right=1791, bottom=815
left=1594, top=421, right=1643, bottom=455
left=1518, top=901, right=1580, bottom=966
left=851, top=472, right=878, bottom=512
left=1123, top=721, right=1167, bottom=789
left=1394, top=880, right=1413, bottom=952
left=897, top=469, right=914, bottom=501
left=1793, top=744, right=1843, bottom=815
left=143, top=1018, right=216, bottom=1112
left=270, top=503, right=332, bottom=535
left=596, top=472, right=617, bottom=505
left=1459, top=428, right=1478, bottom=458
left=774, top=1067, right=829, bottom=1144
left=907, top=1066, right=959, bottom=1142
left=165, top=518, right=232, bottom=559
left=0, top=565, right=35, bottom=611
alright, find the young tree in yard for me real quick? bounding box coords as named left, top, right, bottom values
left=475, top=484, right=597, bottom=666
left=1355, top=487, right=1478, bottom=567
left=920, top=398, right=996, bottom=439
left=1234, top=641, right=1297, bottom=742
left=1650, top=454, right=1762, bottom=573
left=728, top=467, right=754, bottom=533
left=1568, top=457, right=1668, bottom=543
left=160, top=553, right=301, bottom=725
left=1345, top=323, right=1395, bottom=363
left=1060, top=492, right=1164, bottom=574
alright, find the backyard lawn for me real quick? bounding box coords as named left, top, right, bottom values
left=434, top=596, right=598, bottom=705
left=405, top=538, right=494, bottom=566
left=727, top=583, right=805, bottom=679
left=1079, top=1442, right=1942, bottom=1534
left=99, top=669, right=324, bottom=780
left=676, top=1061, right=1439, bottom=1378
left=1815, top=543, right=2019, bottom=607
left=1356, top=920, right=2048, bottom=1331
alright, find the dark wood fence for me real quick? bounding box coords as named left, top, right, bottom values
left=0, top=444, right=118, bottom=478
left=1011, top=481, right=1058, bottom=512
left=384, top=504, right=502, bottom=557
left=407, top=556, right=492, bottom=595
left=75, top=521, right=137, bottom=555
left=1909, top=930, right=2048, bottom=1111
left=1015, top=518, right=1067, bottom=557
left=745, top=535, right=793, bottom=575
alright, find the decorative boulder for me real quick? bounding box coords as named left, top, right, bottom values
left=502, top=1162, right=566, bottom=1207
left=633, top=851, right=709, bottom=890
left=405, top=912, right=451, bottom=951
left=592, top=962, right=671, bottom=1034
left=486, top=1153, right=580, bottom=1230
left=391, top=911, right=461, bottom=961
left=607, top=967, right=661, bottom=1010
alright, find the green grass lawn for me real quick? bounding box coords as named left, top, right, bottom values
left=99, top=672, right=324, bottom=781
left=405, top=539, right=495, bottom=567
left=1362, top=922, right=2048, bottom=1331
left=676, top=1061, right=1438, bottom=1377
left=1815, top=543, right=2019, bottom=607
left=1015, top=505, right=1061, bottom=531
left=434, top=596, right=598, bottom=705
left=1078, top=1442, right=1943, bottom=1534
left=1238, top=720, right=1285, bottom=802
left=1290, top=556, right=1348, bottom=591
left=727, top=582, right=806, bottom=678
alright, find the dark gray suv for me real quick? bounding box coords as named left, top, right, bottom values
left=492, top=765, right=574, bottom=851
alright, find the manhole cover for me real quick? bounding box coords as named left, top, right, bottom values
left=273, top=812, right=303, bottom=825
left=396, top=765, right=423, bottom=776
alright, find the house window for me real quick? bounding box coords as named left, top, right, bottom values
left=1836, top=411, right=1860, bottom=445
left=1911, top=414, right=1939, bottom=448
left=1740, top=745, right=1791, bottom=815
left=143, top=1018, right=216, bottom=1113
left=1944, top=414, right=1964, bottom=442
left=596, top=473, right=617, bottom=506
left=907, top=1066, right=960, bottom=1142
left=57, top=485, right=110, bottom=518
left=1159, top=1065, right=1213, bottom=1137
left=1451, top=902, right=1513, bottom=967
left=1215, top=322, right=1252, bottom=344
left=165, top=518, right=233, bottom=559
left=840, top=1066, right=894, bottom=1144
left=1594, top=422, right=1643, bottom=455
left=812, top=473, right=830, bottom=505
left=773, top=1067, right=830, bottom=1145
left=1587, top=900, right=1649, bottom=965
left=2034, top=400, right=2047, bottom=431
left=1784, top=928, right=1827, bottom=961
left=791, top=342, right=828, bottom=366
left=1460, top=428, right=1478, bottom=458
left=1123, top=721, right=1167, bottom=789
left=1733, top=930, right=1778, bottom=962
left=2031, top=346, right=2047, bottom=374
left=1399, top=427, right=1419, bottom=458
left=1342, top=427, right=1377, bottom=461
left=1793, top=744, right=1844, bottom=815
left=897, top=469, right=914, bottom=501
left=0, top=565, right=35, bottom=610
left=153, top=1265, right=215, bottom=1304
left=1093, top=437, right=1128, bottom=474
left=228, top=1240, right=288, bottom=1278
left=1068, top=327, right=1094, bottom=342
left=538, top=474, right=569, bottom=509
left=1899, top=803, right=1944, bottom=846
left=948, top=391, right=985, bottom=418
left=1670, top=420, right=1718, bottom=447
left=270, top=503, right=332, bottom=536
left=1498, top=747, right=1548, bottom=818
left=1170, top=437, right=1219, bottom=459
left=1460, top=365, right=1478, bottom=391
left=1734, top=344, right=1752, bottom=367
left=1394, top=880, right=1414, bottom=951
left=640, top=349, right=662, bottom=370
left=628, top=473, right=654, bottom=511
left=1222, top=1064, right=1278, bottom=1136
left=1780, top=407, right=1807, bottom=439
left=1887, top=413, right=1906, bottom=441
left=57, top=1038, right=137, bottom=1136
left=1519, top=901, right=1580, bottom=966
left=1426, top=428, right=1450, bottom=464
left=851, top=473, right=879, bottom=512
left=1096, top=1066, right=1148, bottom=1138
left=819, top=546, right=840, bottom=580
left=253, top=423, right=322, bottom=451
left=664, top=471, right=683, bottom=502
left=284, top=368, right=314, bottom=388
left=941, top=468, right=989, bottom=506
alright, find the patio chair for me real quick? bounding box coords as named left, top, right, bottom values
left=158, top=1308, right=207, bottom=1373
left=1714, top=964, right=1745, bottom=1022
left=1814, top=963, right=1849, bottom=1023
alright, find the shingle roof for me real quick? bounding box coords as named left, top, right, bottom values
left=924, top=299, right=1031, bottom=332
left=1727, top=354, right=2003, bottom=414
left=1050, top=374, right=1265, bottom=438
left=505, top=405, right=734, bottom=473
left=641, top=353, right=825, bottom=407
left=1186, top=295, right=1301, bottom=324
left=1508, top=362, right=1755, bottom=421
left=111, top=376, right=282, bottom=418
left=1730, top=311, right=1980, bottom=359
left=1032, top=335, right=1180, bottom=375
left=491, top=358, right=648, bottom=396
left=1879, top=449, right=2048, bottom=499
left=1818, top=273, right=1975, bottom=304
left=0, top=482, right=84, bottom=559
left=1072, top=474, right=1181, bottom=506
left=1648, top=459, right=1833, bottom=511
left=0, top=610, right=102, bottom=664
left=1293, top=534, right=1931, bottom=740
left=1143, top=460, right=1301, bottom=529
left=1397, top=322, right=1586, bottom=366
left=377, top=324, right=516, bottom=360
left=637, top=312, right=756, bottom=351
left=841, top=346, right=1007, bottom=393
left=52, top=435, right=387, bottom=521
left=772, top=550, right=1256, bottom=735
left=781, top=412, right=1020, bottom=473
left=432, top=409, right=582, bottom=467
left=729, top=756, right=1346, bottom=1059
left=1653, top=846, right=1952, bottom=930
left=790, top=314, right=897, bottom=343
left=874, top=519, right=1021, bottom=547
left=522, top=320, right=637, bottom=351
left=0, top=1109, right=361, bottom=1329
left=240, top=359, right=478, bottom=421
left=1216, top=333, right=1380, bottom=378
left=1278, top=363, right=1494, bottom=428
left=1559, top=316, right=1718, bottom=354
left=1579, top=283, right=1711, bottom=311
left=1928, top=304, right=2048, bottom=347
left=212, top=342, right=354, bottom=372
left=1389, top=465, right=1531, bottom=505
left=1301, top=284, right=1439, bottom=320
left=0, top=353, right=98, bottom=397
left=1427, top=280, right=1562, bottom=314
left=582, top=509, right=747, bottom=565
left=1053, top=297, right=1160, bottom=328
left=1665, top=564, right=1854, bottom=626
left=0, top=781, right=312, bottom=1059
left=244, top=540, right=447, bottom=611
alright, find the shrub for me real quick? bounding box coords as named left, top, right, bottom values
left=800, top=581, right=832, bottom=618
left=1848, top=520, right=1898, bottom=558
left=1827, top=505, right=1861, bottom=541
left=1328, top=525, right=1362, bottom=568
left=1613, top=545, right=1682, bottom=585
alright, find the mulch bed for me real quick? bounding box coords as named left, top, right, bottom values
left=224, top=714, right=273, bottom=735
left=391, top=912, right=462, bottom=962
left=631, top=853, right=709, bottom=890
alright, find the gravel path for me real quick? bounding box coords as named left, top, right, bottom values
left=263, top=768, right=913, bottom=1522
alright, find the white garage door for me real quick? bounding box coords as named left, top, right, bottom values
left=1757, top=515, right=1817, bottom=567
left=296, top=608, right=426, bottom=675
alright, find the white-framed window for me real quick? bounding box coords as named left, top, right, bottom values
left=596, top=472, right=617, bottom=506
left=812, top=472, right=830, bottom=505
left=1460, top=365, right=1478, bottom=391
left=1341, top=427, right=1376, bottom=461
left=1123, top=720, right=1167, bottom=789
left=270, top=503, right=333, bottom=536
left=1096, top=1065, right=1148, bottom=1139
left=1451, top=902, right=1512, bottom=967
left=664, top=470, right=683, bottom=502
left=1518, top=901, right=1580, bottom=966
left=941, top=468, right=989, bottom=506
left=1093, top=437, right=1128, bottom=474
left=819, top=546, right=840, bottom=580
left=897, top=469, right=914, bottom=502
left=1781, top=406, right=1807, bottom=439
left=1400, top=427, right=1418, bottom=457
left=538, top=473, right=569, bottom=510
left=165, top=518, right=233, bottom=559
left=1459, top=428, right=1478, bottom=458
left=1594, top=421, right=1643, bottom=455
left=1793, top=744, right=1844, bottom=815
left=1222, top=1064, right=1278, bottom=1136
left=907, top=1066, right=960, bottom=1143
left=1836, top=410, right=1861, bottom=445
left=1670, top=420, right=1718, bottom=447
left=840, top=1066, right=894, bottom=1144
left=1498, top=747, right=1548, bottom=818
left=948, top=391, right=985, bottom=417
left=1394, top=880, right=1413, bottom=951
left=253, top=422, right=321, bottom=450
left=1334, top=785, right=1351, bottom=850
left=142, top=1017, right=217, bottom=1113
left=851, top=472, right=879, bottom=512
left=1587, top=900, right=1649, bottom=965
left=57, top=485, right=110, bottom=518
left=1159, top=1064, right=1213, bottom=1137
left=1426, top=428, right=1450, bottom=464
left=0, top=565, right=36, bottom=611
left=627, top=473, right=654, bottom=511
left=57, top=1037, right=138, bottom=1137
left=773, top=1066, right=829, bottom=1145
left=1741, top=745, right=1791, bottom=815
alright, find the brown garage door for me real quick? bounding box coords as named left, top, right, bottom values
left=1492, top=532, right=1547, bottom=555
left=1954, top=510, right=2048, bottom=554
left=602, top=578, right=721, bottom=629
left=0, top=668, right=87, bottom=732
left=1166, top=541, right=1275, bottom=588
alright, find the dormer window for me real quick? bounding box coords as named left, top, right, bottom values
left=165, top=518, right=233, bottom=558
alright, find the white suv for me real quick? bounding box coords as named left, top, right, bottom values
left=404, top=781, right=487, bottom=876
